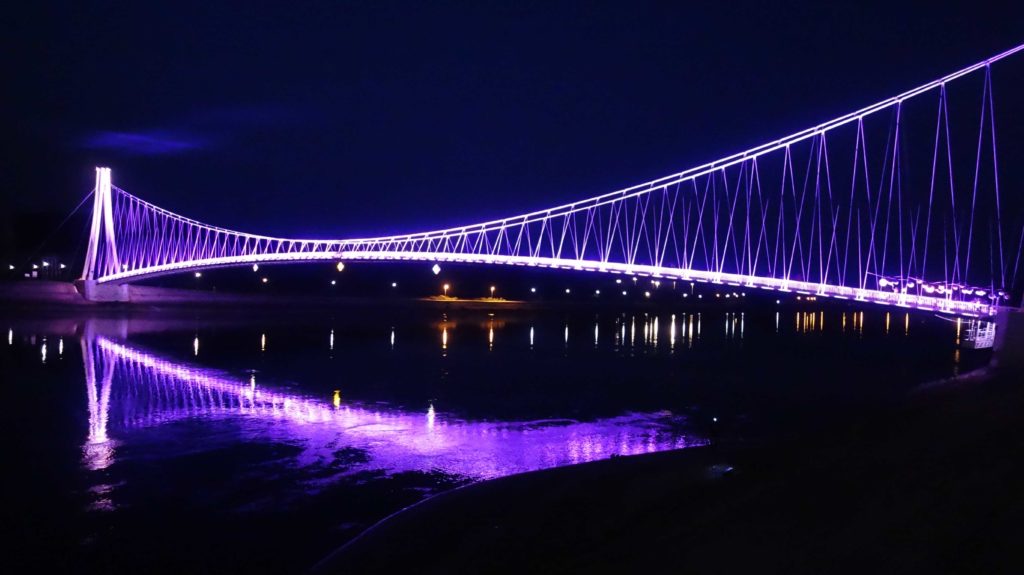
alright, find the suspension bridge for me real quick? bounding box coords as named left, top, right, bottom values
left=76, top=46, right=1024, bottom=318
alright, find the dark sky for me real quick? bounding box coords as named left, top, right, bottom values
left=3, top=1, right=1023, bottom=239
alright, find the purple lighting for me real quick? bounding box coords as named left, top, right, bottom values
left=85, top=335, right=703, bottom=482
left=75, top=44, right=1024, bottom=316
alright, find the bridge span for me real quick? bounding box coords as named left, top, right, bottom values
left=76, top=45, right=1024, bottom=318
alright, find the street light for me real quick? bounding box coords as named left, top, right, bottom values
left=443, top=283, right=450, bottom=297
left=336, top=262, right=345, bottom=272
left=253, top=264, right=259, bottom=272
left=261, top=277, right=268, bottom=284
left=490, top=285, right=496, bottom=298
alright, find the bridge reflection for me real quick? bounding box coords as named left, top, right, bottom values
left=76, top=319, right=702, bottom=482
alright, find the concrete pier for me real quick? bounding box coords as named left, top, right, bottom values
left=992, top=307, right=1024, bottom=372
left=77, top=280, right=130, bottom=302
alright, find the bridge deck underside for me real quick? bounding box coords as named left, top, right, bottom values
left=96, top=250, right=995, bottom=317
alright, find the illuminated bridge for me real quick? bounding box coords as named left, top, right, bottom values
left=78, top=45, right=1024, bottom=317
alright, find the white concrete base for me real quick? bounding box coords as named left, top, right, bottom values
left=77, top=280, right=130, bottom=302
left=992, top=308, right=1024, bottom=372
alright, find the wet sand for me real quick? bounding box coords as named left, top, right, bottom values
left=316, top=367, right=1024, bottom=574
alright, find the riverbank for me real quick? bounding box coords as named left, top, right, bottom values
left=0, top=280, right=535, bottom=311
left=316, top=366, right=1024, bottom=574
left=0, top=280, right=760, bottom=313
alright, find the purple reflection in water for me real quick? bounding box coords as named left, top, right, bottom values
left=84, top=336, right=703, bottom=484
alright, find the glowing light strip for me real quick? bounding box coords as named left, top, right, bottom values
left=83, top=45, right=1023, bottom=317
left=100, top=249, right=992, bottom=316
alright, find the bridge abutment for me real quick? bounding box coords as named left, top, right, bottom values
left=76, top=280, right=130, bottom=303
left=992, top=308, right=1024, bottom=372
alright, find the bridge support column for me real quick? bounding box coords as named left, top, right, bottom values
left=75, top=280, right=130, bottom=303
left=992, top=308, right=1024, bottom=372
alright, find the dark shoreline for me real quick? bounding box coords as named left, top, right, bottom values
left=314, top=365, right=1024, bottom=574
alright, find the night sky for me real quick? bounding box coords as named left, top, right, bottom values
left=4, top=1, right=1023, bottom=242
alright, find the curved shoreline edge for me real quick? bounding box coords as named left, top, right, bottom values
left=310, top=363, right=1022, bottom=574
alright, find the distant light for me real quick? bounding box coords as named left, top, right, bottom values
left=261, top=277, right=268, bottom=284
left=683, top=293, right=689, bottom=298
left=336, top=262, right=345, bottom=272
left=878, top=278, right=889, bottom=287
left=565, top=288, right=571, bottom=294
left=595, top=289, right=600, bottom=295
left=907, top=282, right=916, bottom=288
left=698, top=295, right=703, bottom=299
left=331, top=280, right=337, bottom=286
left=644, top=291, right=651, bottom=298
left=194, top=271, right=202, bottom=278
left=7, top=265, right=13, bottom=270
left=975, top=289, right=986, bottom=296
left=615, top=279, right=622, bottom=284
left=712, top=417, right=718, bottom=423
left=776, top=299, right=780, bottom=304
left=490, top=285, right=496, bottom=296
left=59, top=263, right=66, bottom=269
left=253, top=263, right=259, bottom=272
left=392, top=282, right=398, bottom=288
left=652, top=280, right=660, bottom=288
left=42, top=261, right=50, bottom=267
left=530, top=287, right=536, bottom=293
left=431, top=263, right=441, bottom=275
left=32, top=264, right=38, bottom=270
left=622, top=290, right=627, bottom=296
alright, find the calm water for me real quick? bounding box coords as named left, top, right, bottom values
left=2, top=305, right=987, bottom=573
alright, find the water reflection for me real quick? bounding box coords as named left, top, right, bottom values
left=10, top=309, right=975, bottom=501
left=74, top=320, right=702, bottom=490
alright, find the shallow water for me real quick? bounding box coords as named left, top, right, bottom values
left=2, top=306, right=987, bottom=573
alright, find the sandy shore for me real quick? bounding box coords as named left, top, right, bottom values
left=314, top=366, right=1024, bottom=574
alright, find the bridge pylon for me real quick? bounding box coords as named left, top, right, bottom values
left=77, top=167, right=128, bottom=301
